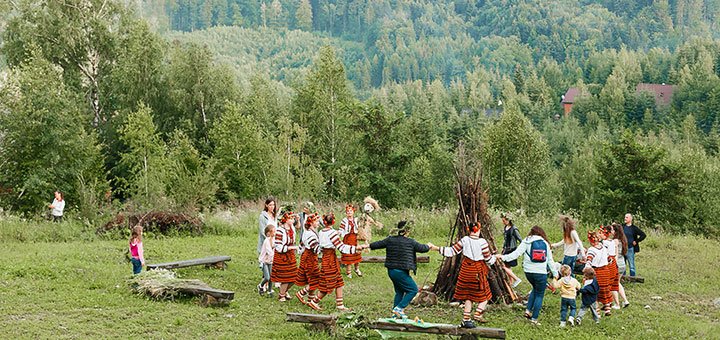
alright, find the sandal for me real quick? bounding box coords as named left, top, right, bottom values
left=354, top=269, right=363, bottom=277
left=336, top=305, right=353, bottom=312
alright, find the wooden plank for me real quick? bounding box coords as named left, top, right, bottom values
left=362, top=255, right=429, bottom=263
left=621, top=275, right=645, bottom=283
left=147, top=256, right=231, bottom=270
left=177, top=284, right=235, bottom=300
left=286, top=312, right=337, bottom=324
left=367, top=320, right=505, bottom=339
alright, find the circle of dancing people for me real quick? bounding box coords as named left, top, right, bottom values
left=254, top=198, right=647, bottom=329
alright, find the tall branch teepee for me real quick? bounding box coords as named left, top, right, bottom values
left=431, top=143, right=519, bottom=304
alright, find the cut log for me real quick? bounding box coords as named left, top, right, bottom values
left=362, top=255, right=429, bottom=263
left=286, top=313, right=337, bottom=333
left=147, top=256, right=231, bottom=270
left=621, top=275, right=645, bottom=283
left=367, top=320, right=506, bottom=339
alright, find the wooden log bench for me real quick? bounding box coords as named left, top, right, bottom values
left=362, top=255, right=429, bottom=263
left=286, top=312, right=505, bottom=339
left=147, top=256, right=231, bottom=270
left=621, top=275, right=645, bottom=283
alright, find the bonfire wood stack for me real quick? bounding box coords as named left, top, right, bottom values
left=432, top=145, right=519, bottom=304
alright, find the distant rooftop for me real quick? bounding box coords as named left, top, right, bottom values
left=562, top=88, right=580, bottom=103
left=636, top=83, right=675, bottom=107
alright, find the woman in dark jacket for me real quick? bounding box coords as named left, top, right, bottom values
left=364, top=220, right=431, bottom=319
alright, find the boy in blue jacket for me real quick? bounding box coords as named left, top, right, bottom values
left=576, top=267, right=600, bottom=325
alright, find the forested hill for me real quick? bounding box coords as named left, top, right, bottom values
left=142, top=0, right=720, bottom=89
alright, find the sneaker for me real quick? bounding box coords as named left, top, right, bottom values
left=575, top=318, right=582, bottom=326
left=460, top=320, right=476, bottom=329
left=560, top=321, right=566, bottom=327
left=524, top=311, right=532, bottom=319
left=392, top=307, right=407, bottom=319
left=530, top=319, right=541, bottom=326
left=612, top=304, right=621, bottom=310
left=307, top=300, right=323, bottom=311
left=568, top=316, right=575, bottom=326
left=622, top=301, right=630, bottom=308
left=355, top=269, right=363, bottom=277
left=257, top=284, right=264, bottom=296
left=512, top=279, right=522, bottom=288
left=295, top=291, right=307, bottom=305
left=595, top=319, right=600, bottom=324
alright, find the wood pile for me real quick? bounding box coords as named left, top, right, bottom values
left=98, top=211, right=202, bottom=235
left=432, top=144, right=519, bottom=304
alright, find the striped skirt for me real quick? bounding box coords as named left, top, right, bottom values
left=608, top=256, right=620, bottom=292
left=270, top=250, right=297, bottom=284
left=295, top=250, right=321, bottom=290
left=453, top=257, right=493, bottom=303
left=341, top=233, right=362, bottom=265
left=319, top=249, right=344, bottom=293
left=594, top=265, right=613, bottom=305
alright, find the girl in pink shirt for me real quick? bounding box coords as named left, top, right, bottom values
left=129, top=226, right=145, bottom=275
left=257, top=224, right=276, bottom=295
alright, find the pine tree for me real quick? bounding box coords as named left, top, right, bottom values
left=296, top=0, right=313, bottom=31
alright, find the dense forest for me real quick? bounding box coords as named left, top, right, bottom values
left=1, top=0, right=720, bottom=236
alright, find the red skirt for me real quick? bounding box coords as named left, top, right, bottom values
left=270, top=250, right=297, bottom=284
left=608, top=256, right=620, bottom=291
left=295, top=250, right=321, bottom=290
left=341, top=233, right=362, bottom=265
left=594, top=265, right=613, bottom=305
left=319, top=249, right=344, bottom=293
left=453, top=257, right=493, bottom=303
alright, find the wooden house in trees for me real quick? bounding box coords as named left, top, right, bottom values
left=636, top=83, right=675, bottom=108
left=561, top=87, right=580, bottom=117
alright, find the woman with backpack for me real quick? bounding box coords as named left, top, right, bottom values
left=497, top=226, right=559, bottom=325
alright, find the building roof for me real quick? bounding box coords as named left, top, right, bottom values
left=562, top=88, right=580, bottom=104
left=636, top=83, right=675, bottom=107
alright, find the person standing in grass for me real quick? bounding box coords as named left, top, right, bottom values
left=552, top=215, right=585, bottom=268
left=48, top=191, right=65, bottom=222
left=340, top=204, right=363, bottom=278
left=129, top=225, right=145, bottom=275
left=584, top=229, right=613, bottom=316
left=622, top=213, right=646, bottom=277
left=271, top=212, right=299, bottom=302
left=551, top=264, right=582, bottom=327
left=429, top=222, right=496, bottom=328
left=610, top=223, right=631, bottom=308
left=309, top=213, right=358, bottom=311
left=257, top=223, right=276, bottom=296
left=257, top=197, right=278, bottom=256
left=366, top=220, right=431, bottom=320
left=500, top=213, right=523, bottom=288
left=294, top=213, right=322, bottom=307
left=498, top=226, right=559, bottom=326
left=576, top=267, right=601, bottom=325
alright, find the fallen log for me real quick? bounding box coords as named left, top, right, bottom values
left=368, top=319, right=506, bottom=339
left=362, top=255, right=429, bottom=263
left=286, top=313, right=337, bottom=333
left=130, top=269, right=234, bottom=306
left=147, top=256, right=231, bottom=270
left=621, top=275, right=645, bottom=283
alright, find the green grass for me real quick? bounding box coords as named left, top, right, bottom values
left=0, top=209, right=719, bottom=339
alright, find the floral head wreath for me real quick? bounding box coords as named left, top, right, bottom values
left=601, top=224, right=613, bottom=237
left=280, top=211, right=295, bottom=224
left=587, top=229, right=601, bottom=244
left=305, top=213, right=320, bottom=227
left=345, top=204, right=356, bottom=212
left=323, top=213, right=336, bottom=226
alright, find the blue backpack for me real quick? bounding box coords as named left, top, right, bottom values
left=526, top=239, right=547, bottom=263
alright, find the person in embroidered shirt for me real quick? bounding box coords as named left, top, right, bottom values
left=271, top=212, right=299, bottom=302
left=340, top=204, right=363, bottom=277
left=429, top=222, right=497, bottom=329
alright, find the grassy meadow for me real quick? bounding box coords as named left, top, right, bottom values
left=0, top=208, right=719, bottom=339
